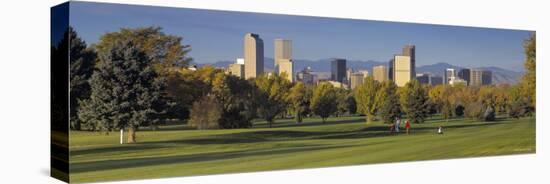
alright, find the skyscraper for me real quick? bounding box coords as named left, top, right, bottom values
left=350, top=73, right=364, bottom=89
left=346, top=68, right=353, bottom=85
left=458, top=68, right=471, bottom=85
left=388, top=58, right=394, bottom=81
left=331, top=58, right=346, bottom=83
left=393, top=55, right=413, bottom=87
left=358, top=70, right=369, bottom=78
left=274, top=39, right=293, bottom=82
left=391, top=45, right=416, bottom=87
left=482, top=70, right=493, bottom=85
left=274, top=39, right=292, bottom=71
left=470, top=69, right=492, bottom=86
left=402, top=45, right=416, bottom=76
left=244, top=33, right=264, bottom=79
left=373, top=65, right=389, bottom=82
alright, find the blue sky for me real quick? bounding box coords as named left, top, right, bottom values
left=69, top=2, right=533, bottom=71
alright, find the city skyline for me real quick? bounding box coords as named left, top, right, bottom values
left=69, top=2, right=533, bottom=72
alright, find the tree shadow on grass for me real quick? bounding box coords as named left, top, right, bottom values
left=253, top=117, right=365, bottom=129
left=70, top=143, right=377, bottom=174
left=70, top=144, right=166, bottom=157
left=143, top=130, right=331, bottom=145
left=137, top=122, right=505, bottom=145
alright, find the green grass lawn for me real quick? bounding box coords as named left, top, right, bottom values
left=69, top=116, right=535, bottom=183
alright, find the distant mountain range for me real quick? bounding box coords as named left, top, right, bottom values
left=197, top=58, right=523, bottom=85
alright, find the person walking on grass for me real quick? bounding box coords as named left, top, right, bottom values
left=405, top=120, right=411, bottom=135
left=395, top=117, right=400, bottom=133
left=438, top=126, right=443, bottom=134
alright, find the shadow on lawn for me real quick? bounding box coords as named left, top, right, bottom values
left=146, top=127, right=390, bottom=145
left=71, top=144, right=166, bottom=157
left=70, top=142, right=390, bottom=173
left=253, top=117, right=364, bottom=128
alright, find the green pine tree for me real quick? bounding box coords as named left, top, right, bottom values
left=67, top=27, right=97, bottom=130
left=400, top=80, right=429, bottom=123
left=377, top=81, right=401, bottom=124
left=79, top=39, right=167, bottom=143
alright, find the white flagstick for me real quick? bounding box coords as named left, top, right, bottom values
left=120, top=128, right=124, bottom=144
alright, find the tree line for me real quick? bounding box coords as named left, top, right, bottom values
left=57, top=26, right=535, bottom=143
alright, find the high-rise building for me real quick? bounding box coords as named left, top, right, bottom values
left=482, top=70, right=493, bottom=85
left=390, top=45, right=416, bottom=87
left=357, top=70, right=369, bottom=78
left=388, top=58, right=394, bottom=81
left=444, top=68, right=456, bottom=85
left=350, top=73, right=364, bottom=89
left=278, top=59, right=294, bottom=82
left=236, top=58, right=245, bottom=65
left=297, top=67, right=315, bottom=85
left=244, top=33, right=264, bottom=79
left=346, top=68, right=353, bottom=85
left=274, top=39, right=292, bottom=72
left=470, top=69, right=492, bottom=86
left=393, top=55, right=413, bottom=87
left=373, top=65, right=389, bottom=82
left=402, top=45, right=416, bottom=76
left=416, top=73, right=431, bottom=85
left=226, top=58, right=245, bottom=78
left=458, top=68, right=471, bottom=85
left=331, top=58, right=346, bottom=83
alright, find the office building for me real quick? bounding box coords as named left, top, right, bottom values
left=274, top=39, right=292, bottom=72
left=373, top=65, right=389, bottom=82
left=482, top=70, right=493, bottom=85
left=470, top=69, right=492, bottom=86
left=393, top=55, right=413, bottom=87
left=278, top=59, right=294, bottom=82
left=226, top=58, right=245, bottom=78
left=444, top=68, right=457, bottom=85
left=357, top=70, right=369, bottom=78
left=390, top=45, right=416, bottom=87
left=346, top=68, right=353, bottom=85
left=388, top=58, right=394, bottom=81
left=350, top=73, right=364, bottom=89
left=402, top=45, right=416, bottom=76
left=244, top=33, right=264, bottom=79
left=458, top=68, right=471, bottom=85
left=297, top=67, right=315, bottom=85
left=331, top=58, right=346, bottom=83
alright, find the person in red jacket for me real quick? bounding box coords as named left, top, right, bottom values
left=405, top=120, right=411, bottom=135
